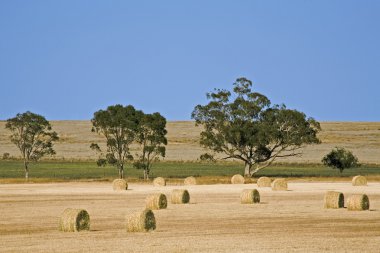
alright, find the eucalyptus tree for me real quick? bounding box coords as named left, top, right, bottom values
left=91, top=104, right=141, bottom=179
left=192, top=77, right=321, bottom=177
left=5, top=111, right=59, bottom=179
left=133, top=112, right=167, bottom=180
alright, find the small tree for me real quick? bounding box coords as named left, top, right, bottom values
left=322, top=147, right=359, bottom=173
left=133, top=112, right=167, bottom=180
left=91, top=105, right=141, bottom=179
left=192, top=77, right=321, bottom=177
left=5, top=111, right=59, bottom=179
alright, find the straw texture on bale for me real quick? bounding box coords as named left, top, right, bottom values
left=171, top=189, right=190, bottom=204
left=257, top=177, right=271, bottom=187
left=240, top=189, right=260, bottom=204
left=153, top=177, right=166, bottom=186
left=59, top=208, right=90, bottom=232
left=231, top=174, right=245, bottom=184
left=125, top=209, right=156, bottom=232
left=352, top=175, right=367, bottom=186
left=324, top=191, right=344, bottom=209
left=112, top=179, right=128, bottom=191
left=347, top=194, right=370, bottom=211
left=272, top=178, right=288, bottom=191
left=184, top=176, right=197, bottom=185
left=145, top=193, right=167, bottom=210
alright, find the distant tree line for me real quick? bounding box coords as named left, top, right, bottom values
left=3, top=77, right=361, bottom=179
left=5, top=105, right=167, bottom=180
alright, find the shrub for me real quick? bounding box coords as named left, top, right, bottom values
left=322, top=147, right=359, bottom=173
left=2, top=153, right=10, bottom=160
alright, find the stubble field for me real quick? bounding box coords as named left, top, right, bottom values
left=1, top=121, right=380, bottom=252
left=1, top=181, right=380, bottom=252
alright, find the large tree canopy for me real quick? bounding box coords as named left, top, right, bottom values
left=91, top=104, right=167, bottom=179
left=191, top=78, right=321, bottom=177
left=5, top=111, right=59, bottom=179
left=91, top=104, right=142, bottom=179
left=133, top=112, right=167, bottom=180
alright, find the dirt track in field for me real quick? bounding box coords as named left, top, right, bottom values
left=1, top=182, right=380, bottom=253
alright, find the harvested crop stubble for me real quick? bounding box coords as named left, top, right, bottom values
left=184, top=176, right=197, bottom=185
left=347, top=194, right=370, bottom=211
left=231, top=174, right=245, bottom=184
left=126, top=209, right=156, bottom=232
left=352, top=175, right=367, bottom=186
left=171, top=189, right=190, bottom=204
left=257, top=177, right=271, bottom=187
left=59, top=208, right=90, bottom=232
left=241, top=189, right=260, bottom=204
left=272, top=178, right=288, bottom=191
left=146, top=193, right=167, bottom=210
left=324, top=191, right=344, bottom=209
left=153, top=177, right=166, bottom=186
left=112, top=179, right=128, bottom=191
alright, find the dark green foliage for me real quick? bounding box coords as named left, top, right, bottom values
left=199, top=153, right=216, bottom=162
left=5, top=111, right=59, bottom=179
left=91, top=104, right=141, bottom=178
left=133, top=112, right=167, bottom=180
left=91, top=105, right=167, bottom=179
left=322, top=147, right=359, bottom=173
left=192, top=77, right=321, bottom=176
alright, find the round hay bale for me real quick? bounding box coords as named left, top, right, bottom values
left=352, top=175, right=367, bottom=186
left=240, top=189, right=260, bottom=204
left=272, top=178, right=288, bottom=191
left=112, top=179, right=128, bottom=191
left=171, top=189, right=190, bottom=204
left=324, top=191, right=344, bottom=209
left=59, top=208, right=90, bottom=232
left=184, top=176, right=197, bottom=185
left=257, top=177, right=271, bottom=187
left=231, top=174, right=245, bottom=184
left=153, top=177, right=166, bottom=186
left=125, top=209, right=156, bottom=232
left=145, top=193, right=167, bottom=210
left=347, top=194, right=370, bottom=211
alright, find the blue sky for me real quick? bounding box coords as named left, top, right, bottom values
left=0, top=0, right=379, bottom=121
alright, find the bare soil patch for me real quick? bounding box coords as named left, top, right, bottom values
left=1, top=182, right=380, bottom=252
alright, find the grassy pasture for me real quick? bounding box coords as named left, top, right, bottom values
left=1, top=160, right=380, bottom=183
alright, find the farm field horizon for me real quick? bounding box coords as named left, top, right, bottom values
left=1, top=120, right=380, bottom=164
left=1, top=1, right=379, bottom=252
left=1, top=121, right=380, bottom=182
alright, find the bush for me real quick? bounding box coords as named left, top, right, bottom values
left=322, top=147, right=359, bottom=173
left=199, top=153, right=216, bottom=163
left=2, top=153, right=10, bottom=160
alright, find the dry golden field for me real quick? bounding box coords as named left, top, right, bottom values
left=1, top=182, right=380, bottom=252
left=0, top=121, right=380, bottom=164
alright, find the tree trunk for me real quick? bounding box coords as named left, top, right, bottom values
left=143, top=169, right=147, bottom=180
left=24, top=160, right=29, bottom=180
left=119, top=164, right=124, bottom=179
left=244, top=163, right=252, bottom=177
left=249, top=164, right=265, bottom=177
